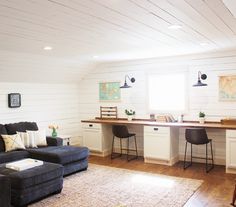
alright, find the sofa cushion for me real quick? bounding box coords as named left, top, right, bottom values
left=1, top=134, right=25, bottom=152
left=5, top=122, right=38, bottom=135
left=0, top=124, right=8, bottom=152
left=27, top=146, right=89, bottom=165
left=0, top=150, right=29, bottom=164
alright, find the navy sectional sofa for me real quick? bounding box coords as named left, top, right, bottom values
left=0, top=122, right=89, bottom=207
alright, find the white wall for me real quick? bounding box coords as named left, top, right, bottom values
left=78, top=49, right=236, bottom=164
left=0, top=82, right=80, bottom=145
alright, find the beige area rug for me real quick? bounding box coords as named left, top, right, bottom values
left=30, top=164, right=203, bottom=207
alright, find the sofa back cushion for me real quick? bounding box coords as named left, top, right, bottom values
left=0, top=124, right=8, bottom=152
left=5, top=122, right=38, bottom=135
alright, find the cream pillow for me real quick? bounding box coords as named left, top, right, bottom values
left=27, top=130, right=47, bottom=147
left=25, top=131, right=38, bottom=148
left=17, top=132, right=30, bottom=148
left=1, top=134, right=25, bottom=152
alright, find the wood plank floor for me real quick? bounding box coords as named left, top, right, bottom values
left=89, top=155, right=236, bottom=207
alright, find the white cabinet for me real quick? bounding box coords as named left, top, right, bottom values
left=226, top=130, right=236, bottom=174
left=82, top=123, right=111, bottom=156
left=144, top=126, right=179, bottom=166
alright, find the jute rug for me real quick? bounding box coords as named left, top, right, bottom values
left=30, top=164, right=202, bottom=207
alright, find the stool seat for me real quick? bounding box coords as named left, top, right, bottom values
left=111, top=125, right=138, bottom=161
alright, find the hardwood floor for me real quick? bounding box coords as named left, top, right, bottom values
left=89, top=155, right=236, bottom=207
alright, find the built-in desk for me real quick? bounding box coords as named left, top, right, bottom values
left=82, top=118, right=236, bottom=129
left=81, top=118, right=236, bottom=173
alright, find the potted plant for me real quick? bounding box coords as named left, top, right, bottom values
left=199, top=112, right=205, bottom=124
left=49, top=124, right=59, bottom=138
left=125, top=109, right=135, bottom=121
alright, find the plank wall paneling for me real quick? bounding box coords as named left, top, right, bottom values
left=0, top=82, right=80, bottom=145
left=78, top=50, right=236, bottom=165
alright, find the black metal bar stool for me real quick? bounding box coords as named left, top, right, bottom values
left=111, top=125, right=138, bottom=161
left=183, top=128, right=214, bottom=173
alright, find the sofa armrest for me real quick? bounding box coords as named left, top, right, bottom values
left=46, top=136, right=63, bottom=146
left=0, top=174, right=11, bottom=207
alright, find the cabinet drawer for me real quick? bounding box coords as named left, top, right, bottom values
left=144, top=126, right=170, bottom=136
left=144, top=135, right=170, bottom=160
left=82, top=123, right=101, bottom=130
left=226, top=130, right=236, bottom=138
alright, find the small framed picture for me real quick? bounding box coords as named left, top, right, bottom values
left=8, top=93, right=21, bottom=108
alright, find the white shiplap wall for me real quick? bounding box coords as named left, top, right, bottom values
left=0, top=82, right=80, bottom=145
left=78, top=50, right=236, bottom=165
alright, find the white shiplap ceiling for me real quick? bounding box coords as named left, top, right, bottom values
left=1, top=0, right=236, bottom=67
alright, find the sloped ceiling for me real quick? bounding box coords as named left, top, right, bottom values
left=0, top=0, right=236, bottom=82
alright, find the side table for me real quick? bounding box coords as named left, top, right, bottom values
left=60, top=135, right=71, bottom=146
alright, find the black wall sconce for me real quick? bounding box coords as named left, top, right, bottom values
left=193, top=71, right=207, bottom=87
left=120, top=75, right=135, bottom=88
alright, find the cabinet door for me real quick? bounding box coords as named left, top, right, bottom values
left=83, top=128, right=102, bottom=152
left=227, top=138, right=236, bottom=169
left=144, top=133, right=170, bottom=160
left=226, top=130, right=236, bottom=169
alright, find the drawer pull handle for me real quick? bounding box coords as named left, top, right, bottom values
left=153, top=128, right=158, bottom=131
left=89, top=124, right=93, bottom=127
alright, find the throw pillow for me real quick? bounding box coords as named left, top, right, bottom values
left=25, top=131, right=38, bottom=148
left=27, top=130, right=47, bottom=147
left=1, top=134, right=25, bottom=152
left=17, top=132, right=30, bottom=148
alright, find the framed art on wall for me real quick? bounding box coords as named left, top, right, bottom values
left=99, top=82, right=120, bottom=101
left=8, top=93, right=21, bottom=108
left=219, top=75, right=236, bottom=101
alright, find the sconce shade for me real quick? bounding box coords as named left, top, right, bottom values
left=120, top=81, right=131, bottom=88
left=193, top=71, right=207, bottom=87
left=120, top=75, right=135, bottom=88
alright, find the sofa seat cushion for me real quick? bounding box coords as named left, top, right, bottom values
left=5, top=122, right=38, bottom=135
left=0, top=162, right=63, bottom=189
left=0, top=150, right=29, bottom=164
left=27, top=146, right=89, bottom=165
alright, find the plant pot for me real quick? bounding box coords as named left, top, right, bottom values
left=199, top=117, right=205, bottom=124
left=127, top=115, right=133, bottom=121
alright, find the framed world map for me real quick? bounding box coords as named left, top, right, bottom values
left=219, top=75, right=236, bottom=101
left=99, top=82, right=120, bottom=101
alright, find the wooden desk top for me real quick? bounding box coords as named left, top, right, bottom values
left=81, top=118, right=236, bottom=130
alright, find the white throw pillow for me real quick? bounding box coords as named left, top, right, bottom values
left=1, top=134, right=25, bottom=152
left=25, top=131, right=38, bottom=148
left=27, top=130, right=47, bottom=147
left=17, top=132, right=30, bottom=148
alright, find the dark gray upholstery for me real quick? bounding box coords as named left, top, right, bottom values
left=12, top=177, right=63, bottom=207
left=0, top=121, right=89, bottom=205
left=27, top=146, right=89, bottom=175
left=0, top=151, right=29, bottom=164
left=0, top=124, right=8, bottom=152
left=5, top=122, right=38, bottom=135
left=27, top=146, right=89, bottom=164
left=0, top=162, right=63, bottom=189
left=63, top=158, right=88, bottom=175
left=46, top=136, right=63, bottom=146
left=0, top=162, right=63, bottom=207
left=0, top=174, right=11, bottom=207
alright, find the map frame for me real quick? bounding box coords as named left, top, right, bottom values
left=219, top=75, right=236, bottom=101
left=99, top=81, right=121, bottom=102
